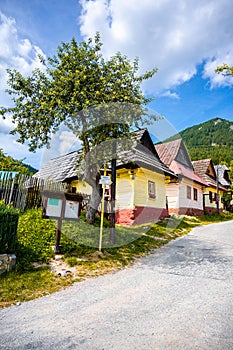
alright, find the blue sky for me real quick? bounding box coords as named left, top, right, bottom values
left=0, top=0, right=233, bottom=169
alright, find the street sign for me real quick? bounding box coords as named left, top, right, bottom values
left=99, top=175, right=111, bottom=185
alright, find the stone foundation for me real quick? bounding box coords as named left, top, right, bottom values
left=116, top=207, right=169, bottom=225
left=169, top=207, right=204, bottom=216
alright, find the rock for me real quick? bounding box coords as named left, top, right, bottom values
left=91, top=251, right=104, bottom=262
left=56, top=270, right=71, bottom=277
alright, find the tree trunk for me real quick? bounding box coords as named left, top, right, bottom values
left=85, top=182, right=101, bottom=224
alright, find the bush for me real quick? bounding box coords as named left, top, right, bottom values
left=0, top=202, right=19, bottom=253
left=16, top=208, right=56, bottom=271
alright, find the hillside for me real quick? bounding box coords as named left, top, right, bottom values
left=0, top=149, right=37, bottom=174
left=170, top=118, right=233, bottom=166
left=180, top=117, right=233, bottom=148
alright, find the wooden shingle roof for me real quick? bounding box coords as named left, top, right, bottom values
left=35, top=151, right=81, bottom=182
left=214, top=165, right=231, bottom=188
left=155, top=139, right=193, bottom=169
left=155, top=139, right=207, bottom=185
left=35, top=129, right=177, bottom=181
left=192, top=159, right=226, bottom=190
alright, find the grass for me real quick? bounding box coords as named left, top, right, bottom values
left=0, top=267, right=75, bottom=308
left=1, top=211, right=233, bottom=308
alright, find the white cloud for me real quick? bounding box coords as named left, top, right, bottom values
left=0, top=12, right=46, bottom=106
left=80, top=0, right=233, bottom=93
left=59, top=131, right=81, bottom=155
left=0, top=12, right=47, bottom=168
left=203, top=56, right=233, bottom=88
left=0, top=114, right=15, bottom=134
left=160, top=91, right=180, bottom=100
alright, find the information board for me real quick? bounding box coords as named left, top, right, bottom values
left=46, top=198, right=63, bottom=218
left=64, top=200, right=79, bottom=219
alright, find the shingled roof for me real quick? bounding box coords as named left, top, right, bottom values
left=35, top=129, right=176, bottom=182
left=35, top=150, right=81, bottom=182
left=117, top=129, right=176, bottom=176
left=214, top=165, right=231, bottom=188
left=155, top=139, right=206, bottom=185
left=192, top=159, right=226, bottom=191
left=155, top=139, right=193, bottom=169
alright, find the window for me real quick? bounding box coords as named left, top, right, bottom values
left=209, top=191, right=213, bottom=203
left=148, top=181, right=156, bottom=198
left=187, top=185, right=191, bottom=199
left=193, top=188, right=198, bottom=201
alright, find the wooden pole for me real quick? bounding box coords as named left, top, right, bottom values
left=55, top=218, right=62, bottom=253
left=110, top=156, right=116, bottom=244
left=99, top=169, right=107, bottom=251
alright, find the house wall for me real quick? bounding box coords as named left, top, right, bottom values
left=115, top=170, right=136, bottom=225
left=166, top=182, right=179, bottom=211
left=203, top=187, right=224, bottom=214
left=167, top=178, right=204, bottom=216
left=134, top=168, right=166, bottom=208
left=70, top=180, right=92, bottom=195
left=115, top=168, right=168, bottom=225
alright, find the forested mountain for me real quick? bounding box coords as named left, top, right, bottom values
left=0, top=149, right=37, bottom=175
left=170, top=118, right=233, bottom=166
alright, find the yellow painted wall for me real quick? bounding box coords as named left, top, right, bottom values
left=204, top=186, right=224, bottom=209
left=70, top=180, right=92, bottom=195
left=134, top=168, right=166, bottom=208
left=116, top=170, right=134, bottom=210
left=116, top=168, right=167, bottom=210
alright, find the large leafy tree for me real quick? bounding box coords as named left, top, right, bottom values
left=0, top=33, right=158, bottom=222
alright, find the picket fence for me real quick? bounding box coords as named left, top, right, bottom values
left=0, top=172, right=66, bottom=211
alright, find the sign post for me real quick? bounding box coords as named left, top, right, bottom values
left=42, top=192, right=83, bottom=253
left=98, top=171, right=111, bottom=251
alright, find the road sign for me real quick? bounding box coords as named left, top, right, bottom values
left=99, top=175, right=111, bottom=185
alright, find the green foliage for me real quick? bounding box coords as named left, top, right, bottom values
left=168, top=118, right=233, bottom=175
left=0, top=33, right=157, bottom=153
left=0, top=148, right=34, bottom=174
left=0, top=33, right=158, bottom=222
left=179, top=118, right=233, bottom=150
left=0, top=202, right=19, bottom=253
left=16, top=208, right=56, bottom=271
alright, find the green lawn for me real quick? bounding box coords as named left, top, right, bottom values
left=1, top=210, right=233, bottom=308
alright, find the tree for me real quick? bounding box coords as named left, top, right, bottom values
left=0, top=33, right=158, bottom=222
left=0, top=148, right=30, bottom=174
left=215, top=64, right=233, bottom=76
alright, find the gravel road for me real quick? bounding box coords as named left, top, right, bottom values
left=1, top=220, right=233, bottom=350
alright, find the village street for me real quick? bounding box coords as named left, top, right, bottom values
left=0, top=220, right=233, bottom=350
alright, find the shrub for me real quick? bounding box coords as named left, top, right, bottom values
left=16, top=208, right=56, bottom=271
left=0, top=202, right=19, bottom=253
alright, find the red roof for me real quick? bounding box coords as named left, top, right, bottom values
left=155, top=139, right=182, bottom=167
left=170, top=160, right=208, bottom=186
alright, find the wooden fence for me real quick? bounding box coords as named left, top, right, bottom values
left=0, top=172, right=67, bottom=211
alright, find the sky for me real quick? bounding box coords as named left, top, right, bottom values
left=0, top=0, right=233, bottom=169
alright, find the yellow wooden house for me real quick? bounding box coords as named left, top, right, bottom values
left=36, top=129, right=177, bottom=225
